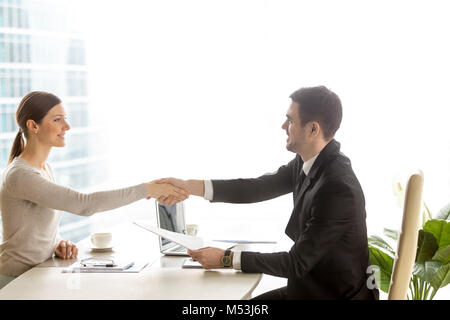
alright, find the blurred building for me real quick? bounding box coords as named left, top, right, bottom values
left=0, top=0, right=109, bottom=242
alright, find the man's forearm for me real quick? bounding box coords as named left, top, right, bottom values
left=186, top=179, right=205, bottom=197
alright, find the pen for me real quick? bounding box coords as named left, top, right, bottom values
left=124, top=264, right=133, bottom=270
left=81, top=263, right=115, bottom=267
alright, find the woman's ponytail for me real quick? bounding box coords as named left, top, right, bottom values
left=8, top=129, right=25, bottom=165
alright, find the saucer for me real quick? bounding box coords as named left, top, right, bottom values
left=90, top=246, right=113, bottom=252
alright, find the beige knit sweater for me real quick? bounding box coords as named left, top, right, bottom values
left=0, top=157, right=148, bottom=277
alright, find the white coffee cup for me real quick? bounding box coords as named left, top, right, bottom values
left=90, top=232, right=113, bottom=248
left=186, top=224, right=199, bottom=236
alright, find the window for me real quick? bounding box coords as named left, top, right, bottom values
left=0, top=34, right=5, bottom=62
left=0, top=1, right=107, bottom=243
left=0, top=7, right=4, bottom=27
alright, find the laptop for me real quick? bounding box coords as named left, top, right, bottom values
left=155, top=200, right=189, bottom=256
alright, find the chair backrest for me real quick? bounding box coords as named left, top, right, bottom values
left=388, top=170, right=424, bottom=300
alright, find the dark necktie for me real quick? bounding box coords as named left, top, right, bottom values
left=295, top=170, right=306, bottom=196
left=299, top=170, right=306, bottom=187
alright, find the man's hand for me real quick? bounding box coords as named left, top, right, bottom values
left=54, top=240, right=78, bottom=260
left=146, top=181, right=189, bottom=204
left=188, top=247, right=232, bottom=269
left=154, top=178, right=205, bottom=205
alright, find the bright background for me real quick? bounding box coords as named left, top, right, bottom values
left=76, top=0, right=450, bottom=232
left=68, top=0, right=449, bottom=297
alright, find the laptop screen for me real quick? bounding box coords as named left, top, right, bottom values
left=156, top=202, right=186, bottom=247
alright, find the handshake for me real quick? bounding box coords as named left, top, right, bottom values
left=145, top=178, right=204, bottom=206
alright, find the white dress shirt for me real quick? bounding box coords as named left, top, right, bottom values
left=202, top=153, right=320, bottom=270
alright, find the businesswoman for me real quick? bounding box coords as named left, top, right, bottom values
left=0, top=91, right=189, bottom=289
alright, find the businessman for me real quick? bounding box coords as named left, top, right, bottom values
left=157, top=86, right=379, bottom=300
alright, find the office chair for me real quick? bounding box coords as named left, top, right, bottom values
left=388, top=170, right=424, bottom=300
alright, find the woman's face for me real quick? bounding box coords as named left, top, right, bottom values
left=35, top=104, right=71, bottom=147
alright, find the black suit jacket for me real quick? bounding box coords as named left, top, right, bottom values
left=211, top=140, right=379, bottom=300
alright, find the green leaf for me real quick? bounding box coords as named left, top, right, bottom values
left=423, top=202, right=433, bottom=220
left=413, top=261, right=442, bottom=283
left=383, top=228, right=399, bottom=241
left=422, top=202, right=433, bottom=227
left=423, top=219, right=450, bottom=249
left=392, top=179, right=405, bottom=208
left=368, top=246, right=394, bottom=293
left=435, top=203, right=450, bottom=220
left=416, top=230, right=438, bottom=263
left=368, top=235, right=395, bottom=255
left=432, top=246, right=450, bottom=264
left=430, top=263, right=450, bottom=291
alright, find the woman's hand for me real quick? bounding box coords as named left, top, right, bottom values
left=55, top=240, right=78, bottom=260
left=146, top=181, right=189, bottom=204
left=153, top=178, right=204, bottom=206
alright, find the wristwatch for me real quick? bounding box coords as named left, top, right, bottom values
left=221, top=249, right=232, bottom=268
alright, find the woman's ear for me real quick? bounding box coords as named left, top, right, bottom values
left=26, top=119, right=39, bottom=134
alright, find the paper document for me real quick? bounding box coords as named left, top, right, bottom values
left=212, top=239, right=277, bottom=244
left=182, top=258, right=203, bottom=269
left=62, top=260, right=149, bottom=273
left=133, top=221, right=204, bottom=250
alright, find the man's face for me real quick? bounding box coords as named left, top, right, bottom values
left=281, top=101, right=309, bottom=155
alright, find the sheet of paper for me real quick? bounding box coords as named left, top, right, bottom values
left=133, top=221, right=204, bottom=250
left=182, top=258, right=203, bottom=269
left=204, top=240, right=237, bottom=250
left=62, top=261, right=149, bottom=273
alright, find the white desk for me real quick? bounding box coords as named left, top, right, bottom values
left=0, top=222, right=274, bottom=300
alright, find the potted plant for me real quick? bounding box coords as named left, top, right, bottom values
left=368, top=182, right=450, bottom=300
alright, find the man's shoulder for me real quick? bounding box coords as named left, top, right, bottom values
left=324, top=151, right=353, bottom=175
left=318, top=152, right=361, bottom=189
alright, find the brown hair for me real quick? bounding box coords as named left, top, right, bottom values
left=289, top=86, right=342, bottom=140
left=8, top=91, right=61, bottom=164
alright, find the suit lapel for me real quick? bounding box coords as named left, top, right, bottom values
left=295, top=140, right=340, bottom=205
left=285, top=140, right=341, bottom=240
left=295, top=174, right=312, bottom=205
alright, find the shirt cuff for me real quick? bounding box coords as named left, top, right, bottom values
left=232, top=251, right=241, bottom=270
left=203, top=180, right=214, bottom=201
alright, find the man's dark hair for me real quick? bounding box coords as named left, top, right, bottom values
left=289, top=86, right=342, bottom=140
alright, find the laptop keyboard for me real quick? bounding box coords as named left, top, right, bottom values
left=172, top=246, right=187, bottom=253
